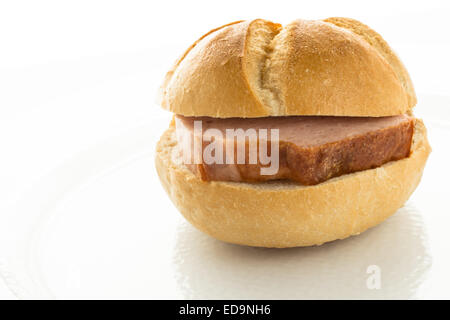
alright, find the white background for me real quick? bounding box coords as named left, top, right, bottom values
left=0, top=0, right=449, bottom=299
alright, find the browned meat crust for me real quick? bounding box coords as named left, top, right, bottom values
left=175, top=115, right=414, bottom=185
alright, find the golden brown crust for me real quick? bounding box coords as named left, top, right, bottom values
left=155, top=120, right=430, bottom=247
left=159, top=20, right=271, bottom=117
left=323, top=17, right=416, bottom=108
left=158, top=18, right=415, bottom=118
left=157, top=20, right=245, bottom=110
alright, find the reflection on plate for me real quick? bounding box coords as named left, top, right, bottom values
left=174, top=204, right=430, bottom=299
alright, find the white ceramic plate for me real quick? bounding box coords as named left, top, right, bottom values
left=1, top=95, right=449, bottom=299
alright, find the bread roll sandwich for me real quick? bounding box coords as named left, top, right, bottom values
left=155, top=18, right=431, bottom=248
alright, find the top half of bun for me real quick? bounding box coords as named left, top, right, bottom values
left=158, top=18, right=416, bottom=118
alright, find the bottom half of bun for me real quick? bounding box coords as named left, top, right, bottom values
left=155, top=119, right=431, bottom=248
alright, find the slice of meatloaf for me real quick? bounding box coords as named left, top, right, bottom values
left=175, top=115, right=414, bottom=185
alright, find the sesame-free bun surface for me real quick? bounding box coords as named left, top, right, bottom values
left=158, top=18, right=416, bottom=118
left=155, top=119, right=430, bottom=248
